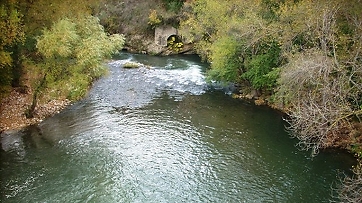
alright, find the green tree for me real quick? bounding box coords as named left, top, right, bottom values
left=242, top=41, right=281, bottom=91
left=26, top=16, right=124, bottom=117
left=180, top=0, right=281, bottom=91
left=207, top=36, right=243, bottom=83
left=18, top=0, right=103, bottom=56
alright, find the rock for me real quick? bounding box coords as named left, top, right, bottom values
left=254, top=99, right=266, bottom=106
left=123, top=62, right=142, bottom=69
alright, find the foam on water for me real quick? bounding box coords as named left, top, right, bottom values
left=100, top=58, right=207, bottom=107
left=146, top=64, right=206, bottom=95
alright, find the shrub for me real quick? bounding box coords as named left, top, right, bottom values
left=148, top=10, right=162, bottom=29
left=242, top=42, right=281, bottom=90
left=207, top=36, right=243, bottom=83
left=162, top=0, right=184, bottom=12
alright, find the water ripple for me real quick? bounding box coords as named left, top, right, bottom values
left=1, top=54, right=355, bottom=203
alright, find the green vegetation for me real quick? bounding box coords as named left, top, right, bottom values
left=180, top=0, right=284, bottom=93
left=1, top=0, right=361, bottom=201
left=207, top=36, right=243, bottom=83
left=26, top=16, right=124, bottom=117
left=0, top=0, right=125, bottom=117
left=162, top=0, right=184, bottom=12
left=148, top=10, right=163, bottom=29
left=180, top=0, right=362, bottom=200
left=242, top=41, right=281, bottom=91
left=0, top=0, right=24, bottom=95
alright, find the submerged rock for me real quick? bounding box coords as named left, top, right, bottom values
left=122, top=62, right=142, bottom=69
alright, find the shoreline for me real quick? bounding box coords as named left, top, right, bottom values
left=233, top=92, right=362, bottom=156
left=0, top=89, right=71, bottom=132
left=1, top=76, right=360, bottom=159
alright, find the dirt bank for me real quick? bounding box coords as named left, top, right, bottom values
left=0, top=89, right=70, bottom=132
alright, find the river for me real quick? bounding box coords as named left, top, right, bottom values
left=0, top=53, right=356, bottom=202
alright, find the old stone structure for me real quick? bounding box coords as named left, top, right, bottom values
left=155, top=25, right=178, bottom=47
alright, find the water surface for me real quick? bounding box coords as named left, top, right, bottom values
left=0, top=53, right=356, bottom=202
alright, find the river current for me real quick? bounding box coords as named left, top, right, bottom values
left=0, top=53, right=356, bottom=202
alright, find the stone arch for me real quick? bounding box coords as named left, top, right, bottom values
left=167, top=34, right=182, bottom=44
left=155, top=25, right=178, bottom=47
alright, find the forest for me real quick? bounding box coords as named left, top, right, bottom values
left=0, top=0, right=361, bottom=201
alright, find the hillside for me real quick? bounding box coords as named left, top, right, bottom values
left=96, top=0, right=184, bottom=54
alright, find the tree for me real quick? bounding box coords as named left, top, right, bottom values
left=275, top=0, right=362, bottom=154
left=26, top=16, right=124, bottom=117
left=276, top=49, right=360, bottom=154
left=180, top=0, right=282, bottom=91
left=21, top=0, right=102, bottom=33
left=0, top=0, right=24, bottom=94
left=0, top=0, right=23, bottom=68
left=242, top=41, right=281, bottom=91
left=207, top=36, right=243, bottom=83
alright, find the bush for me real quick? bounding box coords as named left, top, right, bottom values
left=275, top=49, right=357, bottom=154
left=162, top=0, right=184, bottom=12
left=207, top=36, right=243, bottom=83
left=148, top=10, right=162, bottom=29
left=338, top=163, right=362, bottom=203
left=242, top=42, right=281, bottom=90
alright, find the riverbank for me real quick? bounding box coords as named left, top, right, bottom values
left=232, top=91, right=362, bottom=158
left=1, top=77, right=361, bottom=155
left=0, top=88, right=70, bottom=132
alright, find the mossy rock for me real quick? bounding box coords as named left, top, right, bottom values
left=123, top=62, right=141, bottom=69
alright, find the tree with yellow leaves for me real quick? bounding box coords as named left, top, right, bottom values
left=26, top=16, right=125, bottom=118
left=0, top=0, right=24, bottom=94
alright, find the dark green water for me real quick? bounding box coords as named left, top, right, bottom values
left=0, top=53, right=356, bottom=202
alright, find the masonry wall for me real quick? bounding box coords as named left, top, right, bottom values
left=155, top=26, right=178, bottom=46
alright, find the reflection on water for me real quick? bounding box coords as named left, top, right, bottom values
left=0, top=53, right=356, bottom=202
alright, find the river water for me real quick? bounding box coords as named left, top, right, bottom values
left=0, top=53, right=356, bottom=202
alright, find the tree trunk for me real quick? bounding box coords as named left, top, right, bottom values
left=25, top=73, right=47, bottom=118
left=25, top=90, right=38, bottom=118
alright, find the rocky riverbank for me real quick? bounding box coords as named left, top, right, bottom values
left=0, top=89, right=70, bottom=132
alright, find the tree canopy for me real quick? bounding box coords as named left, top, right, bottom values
left=180, top=0, right=362, bottom=150
left=0, top=0, right=125, bottom=116
left=23, top=15, right=124, bottom=118
left=0, top=0, right=24, bottom=92
left=35, top=16, right=125, bottom=101
left=0, top=0, right=23, bottom=68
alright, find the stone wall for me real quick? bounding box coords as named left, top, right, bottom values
left=155, top=26, right=177, bottom=46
